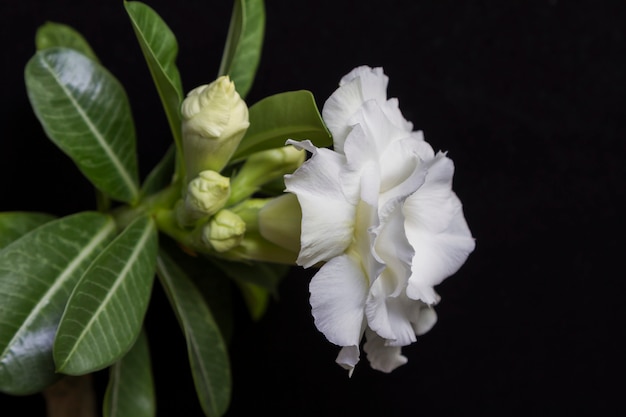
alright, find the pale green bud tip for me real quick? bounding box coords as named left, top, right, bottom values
left=258, top=193, right=302, bottom=252
left=249, top=145, right=305, bottom=169
left=182, top=75, right=250, bottom=176
left=203, top=209, right=246, bottom=253
left=186, top=170, right=231, bottom=217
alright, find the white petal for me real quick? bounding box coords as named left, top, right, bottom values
left=336, top=345, right=361, bottom=377
left=285, top=146, right=357, bottom=267
left=405, top=195, right=475, bottom=303
left=363, top=329, right=408, bottom=373
left=366, top=291, right=418, bottom=346
left=414, top=304, right=438, bottom=336
left=348, top=100, right=411, bottom=158
left=372, top=202, right=413, bottom=298
left=322, top=66, right=389, bottom=154
left=309, top=254, right=368, bottom=347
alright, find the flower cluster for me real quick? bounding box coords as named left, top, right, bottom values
left=285, top=66, right=475, bottom=374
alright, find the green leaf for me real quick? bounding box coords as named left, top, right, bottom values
left=35, top=21, right=99, bottom=62
left=210, top=258, right=288, bottom=320
left=0, top=212, right=116, bottom=395
left=231, top=90, right=331, bottom=163
left=54, top=215, right=158, bottom=375
left=103, top=328, right=155, bottom=417
left=156, top=250, right=231, bottom=417
left=25, top=47, right=140, bottom=204
left=140, top=144, right=176, bottom=198
left=0, top=211, right=56, bottom=250
left=124, top=0, right=184, bottom=175
left=160, top=238, right=233, bottom=344
left=218, top=0, right=265, bottom=99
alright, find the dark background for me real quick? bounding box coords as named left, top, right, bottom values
left=1, top=1, right=624, bottom=416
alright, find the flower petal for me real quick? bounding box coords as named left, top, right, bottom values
left=363, top=329, right=408, bottom=373
left=336, top=345, right=361, bottom=377
left=309, top=254, right=368, bottom=347
left=403, top=153, right=475, bottom=302
left=322, top=66, right=389, bottom=154
left=285, top=143, right=358, bottom=267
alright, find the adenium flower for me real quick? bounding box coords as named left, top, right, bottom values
left=285, top=66, right=475, bottom=374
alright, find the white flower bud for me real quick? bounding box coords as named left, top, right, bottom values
left=258, top=193, right=302, bottom=252
left=181, top=76, right=250, bottom=179
left=202, top=209, right=246, bottom=253
left=177, top=170, right=231, bottom=227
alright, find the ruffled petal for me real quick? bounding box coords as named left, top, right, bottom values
left=336, top=345, right=361, bottom=377
left=414, top=303, right=438, bottom=336
left=285, top=143, right=358, bottom=267
left=404, top=154, right=476, bottom=303
left=363, top=329, right=408, bottom=373
left=309, top=254, right=368, bottom=347
left=322, top=66, right=389, bottom=153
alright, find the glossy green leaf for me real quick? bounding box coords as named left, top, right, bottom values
left=35, top=21, right=99, bottom=62
left=140, top=144, right=176, bottom=198
left=218, top=0, right=265, bottom=99
left=230, top=90, right=332, bottom=163
left=0, top=212, right=116, bottom=395
left=161, top=238, right=233, bottom=344
left=25, top=47, right=140, bottom=204
left=54, top=216, right=158, bottom=375
left=156, top=250, right=231, bottom=417
left=103, top=328, right=155, bottom=417
left=0, top=211, right=56, bottom=250
left=124, top=0, right=184, bottom=170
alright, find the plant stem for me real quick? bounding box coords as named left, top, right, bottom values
left=43, top=374, right=97, bottom=417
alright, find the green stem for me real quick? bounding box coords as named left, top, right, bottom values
left=110, top=184, right=181, bottom=231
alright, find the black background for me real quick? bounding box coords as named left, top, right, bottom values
left=1, top=1, right=624, bottom=416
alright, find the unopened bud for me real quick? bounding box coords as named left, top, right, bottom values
left=182, top=76, right=249, bottom=179
left=258, top=193, right=302, bottom=253
left=177, top=170, right=231, bottom=227
left=203, top=209, right=246, bottom=253
left=228, top=145, right=305, bottom=204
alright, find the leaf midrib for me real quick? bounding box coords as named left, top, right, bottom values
left=56, top=220, right=153, bottom=370
left=0, top=219, right=115, bottom=361
left=40, top=52, right=138, bottom=201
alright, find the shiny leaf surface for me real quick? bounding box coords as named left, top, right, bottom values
left=218, top=0, right=265, bottom=99
left=0, top=212, right=116, bottom=394
left=35, top=21, right=99, bottom=62
left=156, top=250, right=231, bottom=417
left=103, top=328, right=155, bottom=417
left=124, top=0, right=184, bottom=172
left=0, top=211, right=56, bottom=250
left=25, top=47, right=140, bottom=204
left=54, top=216, right=158, bottom=375
left=231, top=90, right=332, bottom=162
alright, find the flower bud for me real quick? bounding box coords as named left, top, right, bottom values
left=258, top=193, right=302, bottom=253
left=177, top=170, right=231, bottom=227
left=181, top=76, right=250, bottom=179
left=202, top=209, right=246, bottom=253
left=228, top=145, right=306, bottom=205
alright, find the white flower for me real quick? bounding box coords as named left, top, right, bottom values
left=285, top=66, right=475, bottom=374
